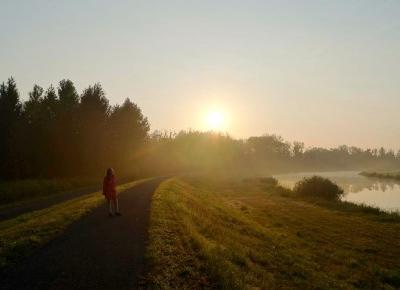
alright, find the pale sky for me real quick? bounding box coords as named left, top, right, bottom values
left=1, top=0, right=399, bottom=150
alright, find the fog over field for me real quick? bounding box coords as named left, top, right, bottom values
left=1, top=1, right=399, bottom=290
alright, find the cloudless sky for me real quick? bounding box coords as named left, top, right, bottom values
left=1, top=0, right=399, bottom=150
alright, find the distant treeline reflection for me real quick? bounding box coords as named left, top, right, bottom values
left=1, top=77, right=399, bottom=179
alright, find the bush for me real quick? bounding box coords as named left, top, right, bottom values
left=293, top=176, right=344, bottom=201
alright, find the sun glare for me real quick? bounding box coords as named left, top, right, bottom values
left=205, top=110, right=225, bottom=131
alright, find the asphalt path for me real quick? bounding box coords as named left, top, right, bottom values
left=1, top=177, right=164, bottom=290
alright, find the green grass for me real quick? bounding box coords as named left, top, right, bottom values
left=0, top=178, right=95, bottom=206
left=144, top=176, right=400, bottom=289
left=0, top=177, right=152, bottom=270
left=307, top=199, right=400, bottom=222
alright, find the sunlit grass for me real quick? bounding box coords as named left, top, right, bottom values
left=145, top=176, right=400, bottom=289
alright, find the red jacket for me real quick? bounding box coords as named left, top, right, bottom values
left=103, top=175, right=117, bottom=200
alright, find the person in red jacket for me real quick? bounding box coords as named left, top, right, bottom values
left=103, top=168, right=121, bottom=216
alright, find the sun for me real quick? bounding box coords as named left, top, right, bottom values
left=205, top=110, right=225, bottom=130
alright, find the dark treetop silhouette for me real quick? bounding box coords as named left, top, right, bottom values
left=0, top=77, right=399, bottom=180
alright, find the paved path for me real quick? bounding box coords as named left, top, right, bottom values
left=1, top=178, right=164, bottom=290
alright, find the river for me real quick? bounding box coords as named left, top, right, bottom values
left=273, top=171, right=400, bottom=212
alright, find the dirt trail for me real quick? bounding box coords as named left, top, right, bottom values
left=1, top=178, right=164, bottom=290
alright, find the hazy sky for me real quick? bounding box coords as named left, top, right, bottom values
left=1, top=0, right=399, bottom=150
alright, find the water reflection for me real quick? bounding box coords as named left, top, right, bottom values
left=273, top=171, right=400, bottom=212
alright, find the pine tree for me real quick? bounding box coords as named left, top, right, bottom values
left=78, top=83, right=110, bottom=175
left=0, top=78, right=22, bottom=178
left=55, top=80, right=80, bottom=176
left=109, top=98, right=150, bottom=173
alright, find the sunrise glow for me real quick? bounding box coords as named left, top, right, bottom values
left=205, top=110, right=226, bottom=131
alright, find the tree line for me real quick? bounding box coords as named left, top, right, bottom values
left=0, top=77, right=149, bottom=179
left=146, top=131, right=400, bottom=175
left=1, top=77, right=399, bottom=180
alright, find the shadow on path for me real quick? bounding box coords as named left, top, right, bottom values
left=1, top=177, right=165, bottom=290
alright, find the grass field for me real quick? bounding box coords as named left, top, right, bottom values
left=145, top=176, right=400, bottom=289
left=0, top=177, right=152, bottom=270
left=0, top=178, right=95, bottom=206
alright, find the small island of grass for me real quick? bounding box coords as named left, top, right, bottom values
left=360, top=171, right=400, bottom=181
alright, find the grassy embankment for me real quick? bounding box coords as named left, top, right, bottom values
left=360, top=171, right=400, bottom=181
left=0, top=177, right=152, bottom=270
left=145, top=176, right=400, bottom=289
left=0, top=178, right=95, bottom=207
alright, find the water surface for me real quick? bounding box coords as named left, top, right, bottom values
left=273, top=171, right=400, bottom=212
